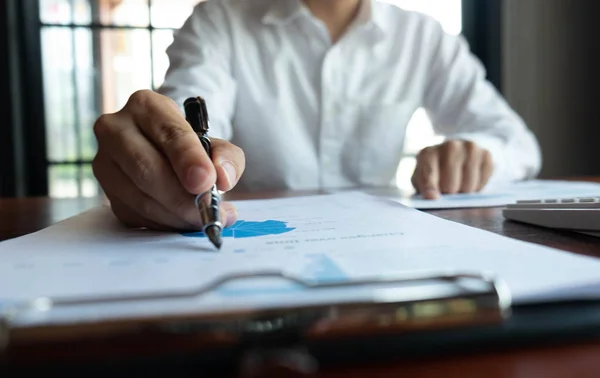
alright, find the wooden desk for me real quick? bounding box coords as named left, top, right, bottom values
left=2, top=190, right=600, bottom=378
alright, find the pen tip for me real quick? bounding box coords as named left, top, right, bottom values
left=212, top=237, right=222, bottom=250
left=204, top=225, right=223, bottom=250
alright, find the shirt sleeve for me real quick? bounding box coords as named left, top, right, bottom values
left=422, top=20, right=542, bottom=186
left=157, top=1, right=236, bottom=141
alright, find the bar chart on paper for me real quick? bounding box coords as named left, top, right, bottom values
left=181, top=217, right=349, bottom=295
left=181, top=220, right=296, bottom=239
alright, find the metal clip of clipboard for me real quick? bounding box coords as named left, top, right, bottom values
left=0, top=270, right=512, bottom=372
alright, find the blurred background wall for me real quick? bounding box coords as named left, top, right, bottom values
left=503, top=0, right=600, bottom=178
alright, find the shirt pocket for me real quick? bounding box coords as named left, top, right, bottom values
left=339, top=100, right=417, bottom=187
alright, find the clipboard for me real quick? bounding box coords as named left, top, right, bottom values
left=1, top=269, right=600, bottom=377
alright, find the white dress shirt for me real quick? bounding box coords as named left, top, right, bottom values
left=158, top=0, right=542, bottom=192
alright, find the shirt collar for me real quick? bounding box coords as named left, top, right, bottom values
left=260, top=0, right=308, bottom=26
left=261, top=0, right=387, bottom=40
left=351, top=0, right=386, bottom=42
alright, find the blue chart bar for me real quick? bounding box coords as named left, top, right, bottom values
left=181, top=220, right=296, bottom=239
left=216, top=254, right=347, bottom=296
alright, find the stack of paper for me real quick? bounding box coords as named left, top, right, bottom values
left=1, top=191, right=600, bottom=325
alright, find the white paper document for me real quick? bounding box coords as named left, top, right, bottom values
left=2, top=191, right=600, bottom=325
left=368, top=180, right=600, bottom=209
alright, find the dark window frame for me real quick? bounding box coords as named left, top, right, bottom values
left=0, top=1, right=16, bottom=196
left=1, top=0, right=48, bottom=197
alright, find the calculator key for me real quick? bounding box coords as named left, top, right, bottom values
left=578, top=198, right=598, bottom=203
left=560, top=198, right=576, bottom=203
left=544, top=199, right=558, bottom=203
left=517, top=200, right=542, bottom=204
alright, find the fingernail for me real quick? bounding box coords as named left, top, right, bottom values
left=221, top=161, right=237, bottom=189
left=186, top=166, right=207, bottom=191
left=226, top=208, right=237, bottom=226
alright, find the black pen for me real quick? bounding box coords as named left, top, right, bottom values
left=183, top=97, right=223, bottom=250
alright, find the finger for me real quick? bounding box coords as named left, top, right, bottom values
left=221, top=201, right=239, bottom=227
left=460, top=142, right=483, bottom=193
left=109, top=197, right=173, bottom=231
left=111, top=195, right=236, bottom=233
left=414, top=147, right=440, bottom=199
left=477, top=150, right=494, bottom=191
left=95, top=113, right=206, bottom=227
left=439, top=141, right=466, bottom=194
left=123, top=90, right=216, bottom=194
left=210, top=139, right=246, bottom=191
left=93, top=151, right=199, bottom=231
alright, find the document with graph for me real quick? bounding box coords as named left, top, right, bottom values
left=2, top=191, right=600, bottom=324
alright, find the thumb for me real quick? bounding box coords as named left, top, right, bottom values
left=210, top=139, right=246, bottom=191
left=414, top=148, right=440, bottom=199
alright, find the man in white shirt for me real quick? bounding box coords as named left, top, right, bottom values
left=92, top=0, right=541, bottom=231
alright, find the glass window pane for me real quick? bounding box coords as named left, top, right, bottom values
left=152, top=29, right=174, bottom=89
left=40, top=0, right=72, bottom=24
left=150, top=0, right=200, bottom=29
left=98, top=0, right=150, bottom=27
left=49, top=164, right=99, bottom=198
left=49, top=164, right=76, bottom=198
left=42, top=27, right=97, bottom=162
left=41, top=27, right=77, bottom=162
left=74, top=29, right=98, bottom=161
left=81, top=164, right=101, bottom=197
left=73, top=0, right=92, bottom=24
left=99, top=29, right=152, bottom=113
left=39, top=0, right=92, bottom=25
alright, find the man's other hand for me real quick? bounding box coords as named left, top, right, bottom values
left=411, top=140, right=493, bottom=199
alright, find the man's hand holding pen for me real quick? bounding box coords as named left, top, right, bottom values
left=92, top=90, right=245, bottom=232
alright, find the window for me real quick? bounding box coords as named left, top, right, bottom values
left=38, top=0, right=462, bottom=197
left=39, top=0, right=201, bottom=198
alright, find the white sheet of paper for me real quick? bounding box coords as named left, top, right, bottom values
left=2, top=191, right=600, bottom=326
left=364, top=180, right=600, bottom=209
